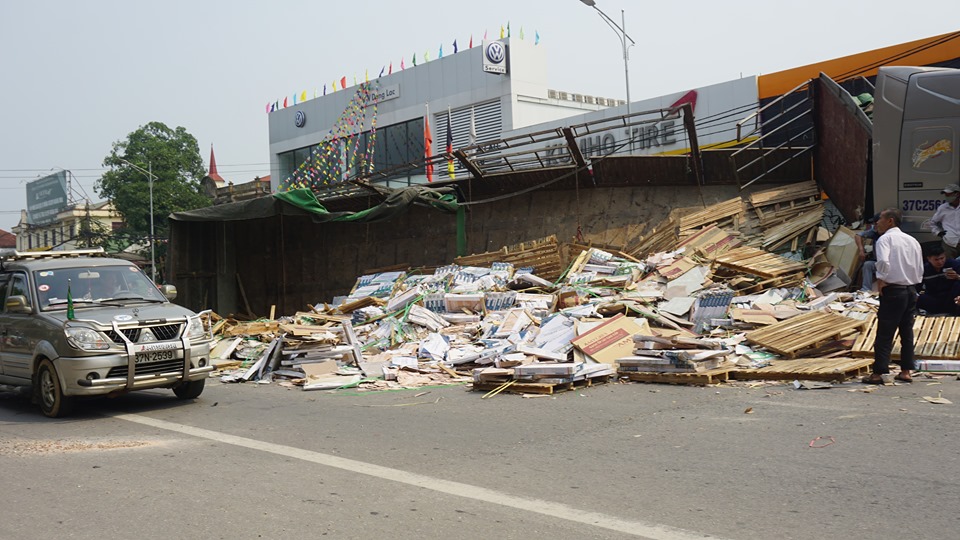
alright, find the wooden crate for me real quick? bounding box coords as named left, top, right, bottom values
left=852, top=315, right=960, bottom=360
left=618, top=366, right=734, bottom=386
left=745, top=311, right=866, bottom=358
left=731, top=357, right=873, bottom=382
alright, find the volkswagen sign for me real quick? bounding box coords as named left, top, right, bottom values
left=294, top=110, right=306, bottom=128
left=482, top=40, right=507, bottom=74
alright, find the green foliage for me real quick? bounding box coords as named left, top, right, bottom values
left=97, top=122, right=210, bottom=242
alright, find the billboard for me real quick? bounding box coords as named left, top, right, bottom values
left=26, top=171, right=69, bottom=225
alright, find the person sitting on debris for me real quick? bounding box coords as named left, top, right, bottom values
left=856, top=213, right=881, bottom=291
left=929, top=183, right=960, bottom=259
left=918, top=243, right=960, bottom=315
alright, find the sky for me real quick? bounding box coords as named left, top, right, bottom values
left=0, top=0, right=956, bottom=232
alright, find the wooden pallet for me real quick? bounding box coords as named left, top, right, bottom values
left=472, top=375, right=612, bottom=395
left=851, top=315, right=960, bottom=360
left=731, top=357, right=873, bottom=382
left=618, top=366, right=734, bottom=386
left=714, top=246, right=807, bottom=279
left=746, top=311, right=866, bottom=358
left=678, top=197, right=745, bottom=232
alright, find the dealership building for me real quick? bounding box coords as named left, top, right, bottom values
left=267, top=37, right=759, bottom=194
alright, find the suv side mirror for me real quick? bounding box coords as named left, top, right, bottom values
left=160, top=284, right=177, bottom=300
left=5, top=295, right=31, bottom=313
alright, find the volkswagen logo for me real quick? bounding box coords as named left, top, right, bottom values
left=486, top=42, right=505, bottom=64
left=294, top=110, right=306, bottom=128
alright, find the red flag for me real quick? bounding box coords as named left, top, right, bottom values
left=388, top=61, right=393, bottom=75
left=283, top=96, right=288, bottom=108
left=340, top=76, right=347, bottom=89
left=401, top=57, right=405, bottom=70
left=424, top=113, right=434, bottom=182
left=469, top=34, right=473, bottom=49
left=446, top=109, right=456, bottom=180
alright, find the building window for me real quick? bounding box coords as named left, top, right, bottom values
left=43, top=232, right=48, bottom=247
left=52, top=231, right=57, bottom=246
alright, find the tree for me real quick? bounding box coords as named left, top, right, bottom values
left=97, top=122, right=210, bottom=247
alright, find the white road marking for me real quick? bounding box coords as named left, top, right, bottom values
left=116, top=413, right=722, bottom=540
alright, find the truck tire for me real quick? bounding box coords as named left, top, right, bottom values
left=37, top=358, right=74, bottom=418
left=172, top=378, right=205, bottom=399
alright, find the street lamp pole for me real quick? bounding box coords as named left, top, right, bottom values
left=580, top=0, right=635, bottom=115
left=116, top=158, right=157, bottom=283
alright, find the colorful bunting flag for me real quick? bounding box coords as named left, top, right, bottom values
left=332, top=80, right=337, bottom=91
left=401, top=57, right=405, bottom=70
left=469, top=35, right=473, bottom=48
left=379, top=66, right=385, bottom=78
left=300, top=90, right=307, bottom=102
left=499, top=26, right=504, bottom=39
left=535, top=30, right=540, bottom=45
left=439, top=44, right=443, bottom=58
left=283, top=96, right=288, bottom=108
left=265, top=103, right=270, bottom=114
left=340, top=76, right=347, bottom=89
left=412, top=53, right=417, bottom=66
left=293, top=93, right=297, bottom=105
left=389, top=61, right=393, bottom=74
left=453, top=39, right=458, bottom=54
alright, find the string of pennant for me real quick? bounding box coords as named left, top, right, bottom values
left=277, top=82, right=379, bottom=193
left=265, top=24, right=540, bottom=114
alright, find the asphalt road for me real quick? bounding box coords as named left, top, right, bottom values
left=2, top=374, right=959, bottom=540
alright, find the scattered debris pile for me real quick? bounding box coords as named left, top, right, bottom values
left=206, top=181, right=957, bottom=394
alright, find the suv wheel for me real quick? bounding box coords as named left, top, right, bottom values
left=172, top=378, right=205, bottom=399
left=37, top=359, right=74, bottom=418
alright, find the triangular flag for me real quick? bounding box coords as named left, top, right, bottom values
left=520, top=27, right=524, bottom=40
left=469, top=35, right=473, bottom=49
left=439, top=44, right=443, bottom=58
left=507, top=21, right=511, bottom=38
left=389, top=61, right=393, bottom=74
left=332, top=80, right=337, bottom=91
left=283, top=96, right=288, bottom=108
left=323, top=84, right=327, bottom=95
left=401, top=57, right=405, bottom=70
left=292, top=93, right=297, bottom=105
left=300, top=90, right=307, bottom=102
left=499, top=25, right=504, bottom=39
left=265, top=103, right=270, bottom=114
left=535, top=30, right=540, bottom=45
left=378, top=66, right=385, bottom=78
left=483, top=30, right=488, bottom=40
left=412, top=53, right=417, bottom=66
left=453, top=39, right=458, bottom=54
left=424, top=50, right=429, bottom=62
left=340, top=76, right=347, bottom=89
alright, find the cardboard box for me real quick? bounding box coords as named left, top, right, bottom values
left=571, top=313, right=639, bottom=363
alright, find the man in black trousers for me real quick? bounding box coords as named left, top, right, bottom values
left=863, top=208, right=923, bottom=384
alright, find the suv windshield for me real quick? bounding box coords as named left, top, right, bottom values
left=34, top=265, right=167, bottom=310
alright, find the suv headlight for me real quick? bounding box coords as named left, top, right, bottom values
left=65, top=327, right=111, bottom=350
left=186, top=316, right=209, bottom=341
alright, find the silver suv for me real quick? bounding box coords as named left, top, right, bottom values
left=0, top=249, right=213, bottom=417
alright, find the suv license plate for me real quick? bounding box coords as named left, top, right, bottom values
left=134, top=350, right=178, bottom=364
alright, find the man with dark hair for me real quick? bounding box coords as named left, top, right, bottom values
left=929, top=183, right=960, bottom=259
left=864, top=208, right=924, bottom=384
left=918, top=243, right=960, bottom=314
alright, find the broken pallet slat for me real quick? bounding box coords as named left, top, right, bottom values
left=714, top=246, right=807, bottom=278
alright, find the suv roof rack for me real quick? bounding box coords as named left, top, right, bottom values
left=0, top=248, right=106, bottom=262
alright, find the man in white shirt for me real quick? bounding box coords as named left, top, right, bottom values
left=864, top=208, right=923, bottom=384
left=929, top=183, right=960, bottom=259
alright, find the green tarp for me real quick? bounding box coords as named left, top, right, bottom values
left=170, top=186, right=459, bottom=223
